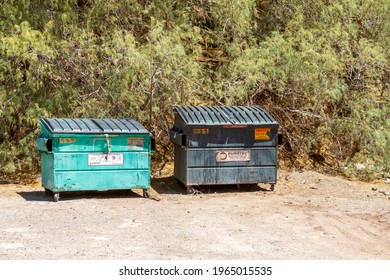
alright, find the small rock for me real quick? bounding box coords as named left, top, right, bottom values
left=355, top=163, right=366, bottom=170
left=372, top=187, right=378, bottom=191
left=302, top=180, right=306, bottom=184
left=367, top=194, right=371, bottom=198
left=315, top=179, right=321, bottom=183
left=310, top=186, right=318, bottom=190
left=384, top=192, right=390, bottom=196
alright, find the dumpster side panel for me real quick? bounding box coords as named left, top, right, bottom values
left=39, top=121, right=55, bottom=190
left=53, top=170, right=150, bottom=191
left=50, top=151, right=151, bottom=191
left=53, top=152, right=149, bottom=170
left=174, top=145, right=188, bottom=185
left=187, top=166, right=277, bottom=185
left=174, top=147, right=278, bottom=186
left=41, top=152, right=55, bottom=189
left=186, top=148, right=276, bottom=167
left=48, top=149, right=151, bottom=192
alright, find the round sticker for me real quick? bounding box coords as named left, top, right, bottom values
left=217, top=151, right=228, bottom=161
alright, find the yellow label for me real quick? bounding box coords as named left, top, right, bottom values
left=128, top=138, right=143, bottom=149
left=193, top=128, right=209, bottom=135
left=59, top=138, right=76, bottom=144
left=255, top=128, right=270, bottom=140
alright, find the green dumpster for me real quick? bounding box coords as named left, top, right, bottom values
left=37, top=118, right=155, bottom=201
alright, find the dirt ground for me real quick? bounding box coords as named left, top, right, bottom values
left=0, top=166, right=389, bottom=260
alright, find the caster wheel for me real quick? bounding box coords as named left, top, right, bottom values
left=270, top=184, right=275, bottom=191
left=53, top=193, right=60, bottom=202
left=186, top=187, right=195, bottom=194
left=143, top=189, right=150, bottom=198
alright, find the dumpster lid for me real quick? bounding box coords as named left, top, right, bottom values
left=40, top=118, right=149, bottom=134
left=173, top=106, right=278, bottom=125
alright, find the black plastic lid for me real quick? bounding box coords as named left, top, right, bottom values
left=173, top=106, right=278, bottom=125
left=40, top=118, right=149, bottom=134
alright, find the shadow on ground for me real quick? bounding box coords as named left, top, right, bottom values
left=151, top=176, right=273, bottom=195
left=17, top=189, right=143, bottom=202
left=15, top=176, right=274, bottom=202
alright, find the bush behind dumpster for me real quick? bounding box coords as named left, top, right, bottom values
left=0, top=0, right=389, bottom=178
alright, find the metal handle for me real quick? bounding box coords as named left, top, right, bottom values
left=105, top=134, right=111, bottom=154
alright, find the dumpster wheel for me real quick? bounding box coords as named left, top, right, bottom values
left=142, top=189, right=150, bottom=198
left=270, top=184, right=275, bottom=191
left=53, top=193, right=60, bottom=202
left=187, top=186, right=203, bottom=195
left=186, top=186, right=195, bottom=194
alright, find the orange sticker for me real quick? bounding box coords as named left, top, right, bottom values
left=128, top=138, right=143, bottom=149
left=255, top=128, right=270, bottom=140
left=193, top=128, right=209, bottom=134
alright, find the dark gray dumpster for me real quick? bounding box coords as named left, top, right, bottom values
left=170, top=106, right=281, bottom=193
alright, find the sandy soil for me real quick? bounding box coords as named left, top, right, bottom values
left=0, top=168, right=389, bottom=260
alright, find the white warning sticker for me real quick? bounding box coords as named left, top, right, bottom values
left=88, top=153, right=124, bottom=166
left=216, top=150, right=251, bottom=162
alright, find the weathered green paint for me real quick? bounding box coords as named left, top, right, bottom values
left=49, top=170, right=150, bottom=192
left=37, top=119, right=153, bottom=196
